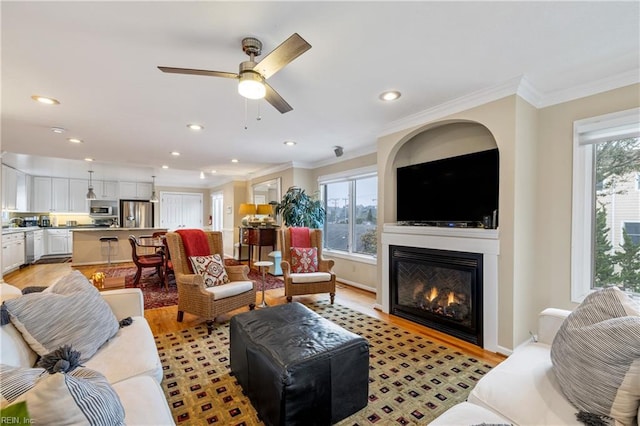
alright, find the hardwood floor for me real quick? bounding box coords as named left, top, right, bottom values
left=3, top=262, right=506, bottom=365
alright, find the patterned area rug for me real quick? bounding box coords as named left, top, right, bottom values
left=154, top=300, right=496, bottom=425
left=102, top=261, right=283, bottom=310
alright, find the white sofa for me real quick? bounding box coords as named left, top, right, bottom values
left=0, top=281, right=175, bottom=426
left=430, top=308, right=584, bottom=425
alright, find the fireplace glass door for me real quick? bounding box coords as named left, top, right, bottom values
left=390, top=245, right=483, bottom=346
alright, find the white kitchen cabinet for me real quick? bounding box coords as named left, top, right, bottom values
left=32, top=176, right=52, bottom=212
left=15, top=171, right=28, bottom=211
left=92, top=180, right=118, bottom=200
left=119, top=181, right=152, bottom=200
left=2, top=165, right=17, bottom=210
left=46, top=229, right=71, bottom=256
left=2, top=232, right=25, bottom=273
left=51, top=178, right=69, bottom=212
left=33, top=230, right=44, bottom=262
left=68, top=179, right=89, bottom=213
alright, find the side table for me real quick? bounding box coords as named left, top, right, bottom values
left=254, top=261, right=273, bottom=308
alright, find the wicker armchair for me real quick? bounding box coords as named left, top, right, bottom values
left=165, top=231, right=256, bottom=334
left=280, top=227, right=336, bottom=304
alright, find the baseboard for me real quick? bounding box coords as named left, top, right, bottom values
left=336, top=277, right=376, bottom=294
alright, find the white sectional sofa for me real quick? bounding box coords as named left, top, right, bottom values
left=0, top=279, right=174, bottom=425
left=430, top=308, right=582, bottom=425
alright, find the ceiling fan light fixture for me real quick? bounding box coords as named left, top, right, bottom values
left=238, top=71, right=266, bottom=100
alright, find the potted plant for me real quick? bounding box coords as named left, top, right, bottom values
left=275, top=186, right=325, bottom=228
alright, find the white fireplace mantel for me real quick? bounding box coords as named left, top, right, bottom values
left=381, top=223, right=500, bottom=352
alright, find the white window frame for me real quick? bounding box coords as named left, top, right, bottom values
left=318, top=165, right=378, bottom=263
left=571, top=107, right=640, bottom=303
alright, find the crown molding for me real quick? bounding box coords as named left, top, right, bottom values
left=380, top=70, right=640, bottom=137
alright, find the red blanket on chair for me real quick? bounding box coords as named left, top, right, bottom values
left=290, top=227, right=311, bottom=247
left=176, top=229, right=210, bottom=259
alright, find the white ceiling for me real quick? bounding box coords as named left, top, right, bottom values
left=2, top=1, right=639, bottom=188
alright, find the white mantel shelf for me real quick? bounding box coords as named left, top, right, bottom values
left=381, top=223, right=500, bottom=352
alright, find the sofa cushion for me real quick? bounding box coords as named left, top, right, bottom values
left=189, top=254, right=229, bottom=287
left=3, top=270, right=120, bottom=363
left=468, top=342, right=581, bottom=425
left=291, top=271, right=332, bottom=284
left=550, top=287, right=640, bottom=425
left=290, top=247, right=318, bottom=273
left=8, top=367, right=124, bottom=425
left=0, top=321, right=38, bottom=368
left=428, top=402, right=512, bottom=426
left=112, top=375, right=175, bottom=425
left=0, top=283, right=23, bottom=303
left=84, top=316, right=163, bottom=384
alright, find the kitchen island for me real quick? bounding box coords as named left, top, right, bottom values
left=72, top=228, right=167, bottom=266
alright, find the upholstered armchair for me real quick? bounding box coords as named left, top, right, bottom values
left=280, top=227, right=336, bottom=304
left=165, top=231, right=256, bottom=334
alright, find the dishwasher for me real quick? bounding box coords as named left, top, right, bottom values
left=24, top=230, right=35, bottom=264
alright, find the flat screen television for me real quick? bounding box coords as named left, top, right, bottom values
left=396, top=148, right=499, bottom=227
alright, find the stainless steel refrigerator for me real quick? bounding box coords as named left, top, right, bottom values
left=120, top=200, right=154, bottom=228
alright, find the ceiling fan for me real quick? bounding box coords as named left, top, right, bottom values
left=158, top=33, right=311, bottom=114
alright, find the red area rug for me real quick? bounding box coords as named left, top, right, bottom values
left=103, top=260, right=283, bottom=310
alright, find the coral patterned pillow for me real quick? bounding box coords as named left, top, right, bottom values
left=189, top=254, right=230, bottom=287
left=290, top=247, right=318, bottom=273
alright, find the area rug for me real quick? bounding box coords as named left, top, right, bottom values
left=103, top=261, right=283, bottom=310
left=154, top=300, right=496, bottom=425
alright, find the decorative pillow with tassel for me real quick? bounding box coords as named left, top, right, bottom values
left=1, top=345, right=125, bottom=425
left=550, top=287, right=640, bottom=426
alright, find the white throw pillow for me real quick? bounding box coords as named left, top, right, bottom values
left=2, top=271, right=120, bottom=362
left=550, top=287, right=640, bottom=425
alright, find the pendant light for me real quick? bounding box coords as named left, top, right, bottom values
left=86, top=170, right=97, bottom=200
left=150, top=175, right=159, bottom=203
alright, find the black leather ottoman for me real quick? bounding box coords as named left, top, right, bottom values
left=230, top=302, right=369, bottom=426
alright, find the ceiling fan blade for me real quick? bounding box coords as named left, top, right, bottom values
left=264, top=82, right=293, bottom=114
left=158, top=66, right=238, bottom=79
left=255, top=33, right=311, bottom=79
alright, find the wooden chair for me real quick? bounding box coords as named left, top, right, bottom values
left=280, top=227, right=336, bottom=304
left=161, top=236, right=174, bottom=291
left=165, top=231, right=256, bottom=334
left=128, top=235, right=164, bottom=287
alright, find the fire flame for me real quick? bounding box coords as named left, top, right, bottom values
left=427, top=287, right=438, bottom=302
left=448, top=292, right=455, bottom=305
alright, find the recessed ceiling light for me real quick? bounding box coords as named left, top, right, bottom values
left=379, top=90, right=401, bottom=101
left=199, top=171, right=205, bottom=179
left=162, top=165, right=169, bottom=169
left=283, top=140, right=297, bottom=146
left=187, top=124, right=204, bottom=131
left=231, top=159, right=238, bottom=163
left=84, top=158, right=94, bottom=162
left=67, top=138, right=83, bottom=144
left=170, top=151, right=180, bottom=156
left=31, top=95, right=60, bottom=105
left=211, top=170, right=217, bottom=174
left=51, top=127, right=66, bottom=134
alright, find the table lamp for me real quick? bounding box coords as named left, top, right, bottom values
left=239, top=203, right=257, bottom=226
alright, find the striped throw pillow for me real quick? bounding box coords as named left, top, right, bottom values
left=3, top=270, right=120, bottom=363
left=2, top=365, right=124, bottom=425
left=550, top=287, right=640, bottom=425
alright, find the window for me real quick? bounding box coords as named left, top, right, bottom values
left=320, top=167, right=377, bottom=257
left=572, top=108, right=640, bottom=302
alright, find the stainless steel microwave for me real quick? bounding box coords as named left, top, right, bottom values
left=90, top=206, right=112, bottom=215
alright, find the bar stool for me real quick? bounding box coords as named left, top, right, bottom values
left=100, top=236, right=119, bottom=266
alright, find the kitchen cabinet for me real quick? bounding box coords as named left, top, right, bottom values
left=2, top=232, right=25, bottom=273
left=68, top=179, right=89, bottom=213
left=1, top=165, right=26, bottom=211
left=92, top=180, right=118, bottom=200
left=2, top=165, right=17, bottom=210
left=32, top=176, right=69, bottom=212
left=119, top=181, right=152, bottom=200
left=45, top=229, right=71, bottom=256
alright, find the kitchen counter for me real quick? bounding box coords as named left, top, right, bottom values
left=2, top=226, right=42, bottom=234
left=71, top=228, right=168, bottom=266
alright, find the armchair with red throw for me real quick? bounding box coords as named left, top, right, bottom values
left=165, top=230, right=256, bottom=334
left=280, top=227, right=336, bottom=304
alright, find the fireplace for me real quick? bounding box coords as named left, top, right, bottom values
left=390, top=245, right=483, bottom=346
